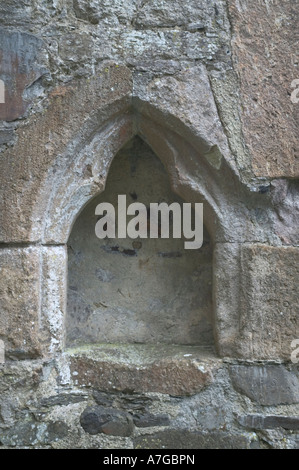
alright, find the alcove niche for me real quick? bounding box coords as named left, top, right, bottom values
left=66, top=136, right=214, bottom=350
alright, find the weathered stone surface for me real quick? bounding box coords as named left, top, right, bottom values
left=1, top=420, right=69, bottom=447
left=257, top=429, right=299, bottom=450
left=0, top=124, right=15, bottom=146
left=134, top=429, right=252, bottom=449
left=0, top=28, right=49, bottom=121
left=0, top=0, right=64, bottom=29
left=214, top=243, right=299, bottom=360
left=0, top=0, right=298, bottom=452
left=213, top=243, right=241, bottom=357
left=0, top=0, right=33, bottom=26
left=271, top=179, right=299, bottom=245
left=230, top=365, right=299, bottom=405
left=239, top=415, right=299, bottom=431
left=68, top=344, right=219, bottom=396
left=40, top=393, right=88, bottom=408
left=134, top=0, right=228, bottom=30
left=0, top=63, right=133, bottom=243
left=0, top=248, right=42, bottom=359
left=93, top=390, right=154, bottom=413
left=134, top=64, right=232, bottom=170
left=80, top=406, right=134, bottom=437
left=133, top=413, right=170, bottom=428
left=40, top=246, right=67, bottom=356
left=0, top=246, right=68, bottom=359
left=44, top=421, right=69, bottom=443
left=228, top=0, right=299, bottom=177
left=71, top=0, right=231, bottom=66
left=238, top=245, right=299, bottom=360
left=73, top=0, right=138, bottom=25
left=209, top=69, right=252, bottom=178
left=0, top=362, right=43, bottom=395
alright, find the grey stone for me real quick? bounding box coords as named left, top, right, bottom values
left=230, top=365, right=299, bottom=405
left=40, top=393, right=88, bottom=408
left=134, top=429, right=252, bottom=449
left=134, top=0, right=229, bottom=31
left=0, top=0, right=33, bottom=27
left=271, top=179, right=299, bottom=245
left=239, top=415, right=299, bottom=431
left=73, top=0, right=138, bottom=25
left=93, top=390, right=153, bottom=412
left=133, top=413, right=170, bottom=428
left=0, top=420, right=69, bottom=447
left=80, top=406, right=134, bottom=437
left=1, top=421, right=40, bottom=447
left=257, top=429, right=299, bottom=450
left=45, top=421, right=69, bottom=443
left=0, top=128, right=15, bottom=146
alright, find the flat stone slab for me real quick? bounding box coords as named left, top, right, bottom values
left=67, top=344, right=221, bottom=396
left=238, top=414, right=299, bottom=431
left=230, top=365, right=299, bottom=405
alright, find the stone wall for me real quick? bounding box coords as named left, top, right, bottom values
left=0, top=0, right=298, bottom=449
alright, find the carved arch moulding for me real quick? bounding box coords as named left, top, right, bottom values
left=1, top=62, right=294, bottom=363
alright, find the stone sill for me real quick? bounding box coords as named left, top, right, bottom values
left=66, top=343, right=222, bottom=397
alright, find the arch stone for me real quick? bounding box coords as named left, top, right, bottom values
left=1, top=61, right=295, bottom=362
left=29, top=63, right=250, bottom=246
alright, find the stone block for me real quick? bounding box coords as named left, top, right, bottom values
left=230, top=365, right=299, bottom=405
left=228, top=0, right=299, bottom=177
left=134, top=0, right=228, bottom=31
left=0, top=246, right=67, bottom=359
left=215, top=244, right=299, bottom=360
left=239, top=414, right=299, bottom=431
left=0, top=248, right=41, bottom=359
left=40, top=393, right=88, bottom=408
left=1, top=420, right=69, bottom=447
left=40, top=246, right=67, bottom=356
left=0, top=63, right=133, bottom=243
left=80, top=406, right=134, bottom=437
left=134, top=429, right=252, bottom=449
left=133, top=413, right=170, bottom=428
left=0, top=0, right=62, bottom=29
left=73, top=0, right=138, bottom=25
left=271, top=179, right=299, bottom=245
left=0, top=28, right=49, bottom=121
left=0, top=0, right=33, bottom=27
left=238, top=245, right=299, bottom=360
left=213, top=243, right=241, bottom=356
left=68, top=344, right=220, bottom=396
left=134, top=64, right=231, bottom=169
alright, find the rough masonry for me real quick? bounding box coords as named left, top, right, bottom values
left=0, top=0, right=298, bottom=449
